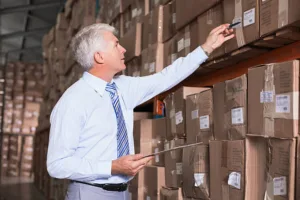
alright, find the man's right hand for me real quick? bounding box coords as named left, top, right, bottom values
left=111, top=154, right=153, bottom=176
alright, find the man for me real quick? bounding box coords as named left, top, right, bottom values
left=47, top=23, right=234, bottom=200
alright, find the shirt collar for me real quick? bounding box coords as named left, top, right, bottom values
left=82, top=72, right=114, bottom=96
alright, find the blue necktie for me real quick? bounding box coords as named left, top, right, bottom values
left=105, top=82, right=130, bottom=158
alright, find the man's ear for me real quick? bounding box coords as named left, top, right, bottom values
left=94, top=52, right=104, bottom=64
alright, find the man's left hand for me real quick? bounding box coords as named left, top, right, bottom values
left=202, top=24, right=235, bottom=55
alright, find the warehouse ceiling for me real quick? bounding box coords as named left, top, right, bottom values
left=0, top=0, right=65, bottom=65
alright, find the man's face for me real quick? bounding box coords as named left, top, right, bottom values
left=100, top=31, right=126, bottom=73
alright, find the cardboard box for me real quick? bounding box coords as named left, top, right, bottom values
left=149, top=0, right=172, bottom=10
left=144, top=166, right=165, bottom=199
left=185, top=89, right=213, bottom=144
left=121, top=22, right=142, bottom=62
left=213, top=75, right=247, bottom=140
left=245, top=137, right=296, bottom=200
left=297, top=138, right=300, bottom=200
left=175, top=20, right=199, bottom=58
left=128, top=169, right=145, bottom=200
left=111, top=14, right=124, bottom=38
left=223, top=0, right=260, bottom=53
left=175, top=0, right=220, bottom=30
left=260, top=0, right=300, bottom=36
left=127, top=57, right=141, bottom=77
left=134, top=119, right=166, bottom=166
left=248, top=60, right=299, bottom=138
left=198, top=4, right=225, bottom=59
left=134, top=112, right=152, bottom=120
left=182, top=144, right=209, bottom=199
left=164, top=87, right=208, bottom=140
left=142, top=2, right=176, bottom=50
left=152, top=2, right=176, bottom=43
left=164, top=138, right=185, bottom=188
left=210, top=140, right=245, bottom=200
left=160, top=187, right=183, bottom=200
left=56, top=13, right=69, bottom=30
left=163, top=36, right=177, bottom=67
left=122, top=0, right=145, bottom=36
left=141, top=43, right=164, bottom=76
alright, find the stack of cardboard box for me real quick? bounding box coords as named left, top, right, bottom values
left=33, top=0, right=300, bottom=199
left=1, top=62, right=44, bottom=178
left=130, top=117, right=167, bottom=199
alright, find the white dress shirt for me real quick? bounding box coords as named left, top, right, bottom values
left=46, top=46, right=208, bottom=184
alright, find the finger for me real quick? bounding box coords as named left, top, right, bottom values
left=224, top=34, right=235, bottom=42
left=211, top=25, right=226, bottom=34
left=132, top=156, right=153, bottom=168
left=224, top=29, right=230, bottom=35
left=214, top=26, right=229, bottom=35
left=211, top=24, right=230, bottom=34
left=131, top=154, right=144, bottom=161
left=132, top=164, right=146, bottom=176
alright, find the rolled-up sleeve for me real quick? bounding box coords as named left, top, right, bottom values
left=46, top=99, right=112, bottom=182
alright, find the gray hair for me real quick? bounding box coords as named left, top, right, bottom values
left=70, top=23, right=117, bottom=71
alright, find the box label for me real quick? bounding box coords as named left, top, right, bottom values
left=154, top=0, right=160, bottom=5
left=177, top=38, right=184, bottom=52
left=191, top=110, right=199, bottom=119
left=144, top=63, right=149, bottom=70
left=244, top=8, right=255, bottom=27
left=146, top=196, right=151, bottom=200
left=231, top=108, right=244, bottom=125
left=176, top=162, right=183, bottom=175
left=185, top=38, right=191, bottom=48
left=164, top=142, right=169, bottom=150
left=149, top=62, right=155, bottom=73
left=276, top=95, right=290, bottom=113
left=170, top=109, right=175, bottom=118
left=200, top=115, right=210, bottom=129
left=172, top=13, right=176, bottom=24
left=260, top=91, right=274, bottom=103
left=228, top=172, right=241, bottom=189
left=154, top=148, right=159, bottom=163
left=273, top=176, right=287, bottom=196
left=132, top=8, right=137, bottom=18
left=194, top=173, right=205, bottom=186
left=132, top=71, right=140, bottom=77
left=175, top=111, right=183, bottom=125
left=171, top=54, right=177, bottom=63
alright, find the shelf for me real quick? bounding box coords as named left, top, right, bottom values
left=137, top=40, right=300, bottom=109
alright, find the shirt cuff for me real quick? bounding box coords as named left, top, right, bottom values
left=188, top=46, right=209, bottom=66
left=97, top=160, right=112, bottom=178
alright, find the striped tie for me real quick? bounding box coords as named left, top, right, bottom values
left=105, top=82, right=130, bottom=158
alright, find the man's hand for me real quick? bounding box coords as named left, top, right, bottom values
left=201, top=24, right=235, bottom=55
left=111, top=154, right=153, bottom=176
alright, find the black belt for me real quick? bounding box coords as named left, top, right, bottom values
left=72, top=180, right=128, bottom=192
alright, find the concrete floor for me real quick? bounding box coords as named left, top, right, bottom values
left=0, top=177, right=45, bottom=200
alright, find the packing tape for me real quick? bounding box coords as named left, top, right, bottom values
left=264, top=173, right=274, bottom=200
left=170, top=139, right=176, bottom=159
left=158, top=6, right=163, bottom=43
left=184, top=26, right=191, bottom=56
left=278, top=0, right=288, bottom=28
left=263, top=64, right=276, bottom=137
left=235, top=0, right=246, bottom=47
left=206, top=8, right=213, bottom=25
left=222, top=184, right=230, bottom=200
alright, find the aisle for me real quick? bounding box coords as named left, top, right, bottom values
left=0, top=177, right=45, bottom=200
